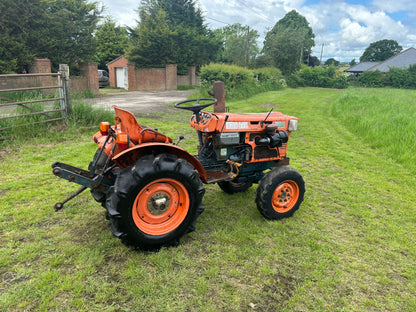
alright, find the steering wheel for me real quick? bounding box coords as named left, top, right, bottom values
left=174, top=98, right=217, bottom=123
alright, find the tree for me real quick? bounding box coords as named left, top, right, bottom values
left=129, top=0, right=220, bottom=73
left=214, top=23, right=260, bottom=68
left=0, top=0, right=44, bottom=73
left=128, top=10, right=179, bottom=68
left=0, top=0, right=102, bottom=73
left=349, top=59, right=357, bottom=66
left=37, top=0, right=102, bottom=70
left=325, top=58, right=340, bottom=66
left=360, top=39, right=402, bottom=62
left=309, top=56, right=320, bottom=67
left=95, top=17, right=129, bottom=69
left=263, top=10, right=315, bottom=74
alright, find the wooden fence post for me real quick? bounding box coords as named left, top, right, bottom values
left=213, top=81, right=225, bottom=113
left=59, top=64, right=72, bottom=117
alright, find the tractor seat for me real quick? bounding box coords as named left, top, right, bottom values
left=112, top=105, right=172, bottom=144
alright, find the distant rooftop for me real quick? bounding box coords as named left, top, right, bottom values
left=368, top=47, right=416, bottom=72
left=345, top=47, right=416, bottom=74
left=345, top=62, right=379, bottom=73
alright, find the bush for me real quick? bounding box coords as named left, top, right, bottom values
left=290, top=65, right=348, bottom=89
left=357, top=70, right=386, bottom=87
left=386, top=66, right=416, bottom=89
left=199, top=64, right=286, bottom=100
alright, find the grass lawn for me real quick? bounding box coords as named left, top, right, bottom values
left=1, top=88, right=415, bottom=311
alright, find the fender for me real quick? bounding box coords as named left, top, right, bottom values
left=112, top=143, right=208, bottom=182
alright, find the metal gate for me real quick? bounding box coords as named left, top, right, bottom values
left=0, top=64, right=70, bottom=131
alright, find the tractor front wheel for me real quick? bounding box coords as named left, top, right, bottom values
left=218, top=180, right=252, bottom=194
left=106, top=154, right=205, bottom=250
left=256, top=166, right=305, bottom=220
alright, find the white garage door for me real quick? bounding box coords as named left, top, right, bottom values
left=116, top=67, right=128, bottom=90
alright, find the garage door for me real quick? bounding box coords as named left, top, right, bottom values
left=116, top=67, right=128, bottom=90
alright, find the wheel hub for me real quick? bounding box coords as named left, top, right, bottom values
left=272, top=180, right=299, bottom=213
left=148, top=193, right=170, bottom=215
left=132, top=178, right=190, bottom=236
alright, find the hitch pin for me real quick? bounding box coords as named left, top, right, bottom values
left=54, top=186, right=87, bottom=212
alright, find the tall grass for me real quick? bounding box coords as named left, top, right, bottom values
left=331, top=88, right=416, bottom=173
left=0, top=92, right=113, bottom=145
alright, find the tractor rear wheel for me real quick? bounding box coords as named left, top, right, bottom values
left=256, top=166, right=305, bottom=220
left=218, top=181, right=252, bottom=194
left=106, top=154, right=205, bottom=251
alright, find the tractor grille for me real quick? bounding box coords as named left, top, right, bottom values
left=254, top=146, right=277, bottom=160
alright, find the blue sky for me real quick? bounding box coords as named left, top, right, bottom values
left=98, top=0, right=416, bottom=62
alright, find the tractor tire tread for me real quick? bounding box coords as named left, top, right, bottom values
left=106, top=153, right=205, bottom=251
left=256, top=166, right=305, bottom=220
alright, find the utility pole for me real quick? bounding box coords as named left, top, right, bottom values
left=320, top=43, right=324, bottom=65
left=299, top=45, right=304, bottom=65
left=246, top=26, right=250, bottom=69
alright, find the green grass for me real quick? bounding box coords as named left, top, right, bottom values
left=1, top=88, right=415, bottom=311
left=331, top=88, right=416, bottom=173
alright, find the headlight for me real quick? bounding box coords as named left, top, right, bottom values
left=288, top=119, right=298, bottom=132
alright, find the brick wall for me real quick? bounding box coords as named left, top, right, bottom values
left=134, top=68, right=166, bottom=91
left=107, top=56, right=198, bottom=91
left=80, top=62, right=99, bottom=95
left=165, top=64, right=177, bottom=90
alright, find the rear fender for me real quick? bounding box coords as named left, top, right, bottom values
left=112, top=143, right=207, bottom=182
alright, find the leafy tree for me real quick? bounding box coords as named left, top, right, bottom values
left=0, top=0, right=102, bottom=73
left=95, top=17, right=129, bottom=69
left=128, top=10, right=179, bottom=68
left=214, top=23, right=260, bottom=68
left=350, top=58, right=357, bottom=66
left=129, top=0, right=220, bottom=73
left=325, top=58, right=340, bottom=66
left=36, top=0, right=102, bottom=70
left=263, top=28, right=311, bottom=74
left=360, top=39, right=402, bottom=62
left=0, top=0, right=44, bottom=73
left=309, top=55, right=320, bottom=67
left=263, top=10, right=315, bottom=74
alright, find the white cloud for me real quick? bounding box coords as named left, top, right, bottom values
left=98, top=0, right=416, bottom=62
left=371, top=0, right=414, bottom=13
left=99, top=0, right=138, bottom=27
left=301, top=2, right=410, bottom=61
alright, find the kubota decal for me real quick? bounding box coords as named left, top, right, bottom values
left=226, top=121, right=249, bottom=130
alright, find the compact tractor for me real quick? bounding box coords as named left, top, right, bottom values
left=52, top=99, right=305, bottom=250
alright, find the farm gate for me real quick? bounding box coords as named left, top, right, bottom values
left=0, top=64, right=71, bottom=131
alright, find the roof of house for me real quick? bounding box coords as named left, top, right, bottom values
left=345, top=62, right=379, bottom=73
left=106, top=55, right=126, bottom=66
left=368, top=47, right=416, bottom=72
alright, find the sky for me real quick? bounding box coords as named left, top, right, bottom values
left=97, top=0, right=416, bottom=63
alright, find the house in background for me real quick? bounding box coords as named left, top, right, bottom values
left=345, top=62, right=378, bottom=76
left=345, top=47, right=416, bottom=76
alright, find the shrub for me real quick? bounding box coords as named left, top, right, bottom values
left=199, top=64, right=286, bottom=100
left=358, top=70, right=385, bottom=87
left=291, top=65, right=348, bottom=89
left=386, top=66, right=416, bottom=89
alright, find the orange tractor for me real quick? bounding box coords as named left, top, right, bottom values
left=52, top=99, right=305, bottom=250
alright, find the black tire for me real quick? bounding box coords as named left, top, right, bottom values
left=217, top=180, right=252, bottom=194
left=106, top=153, right=205, bottom=251
left=256, top=166, right=305, bottom=220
